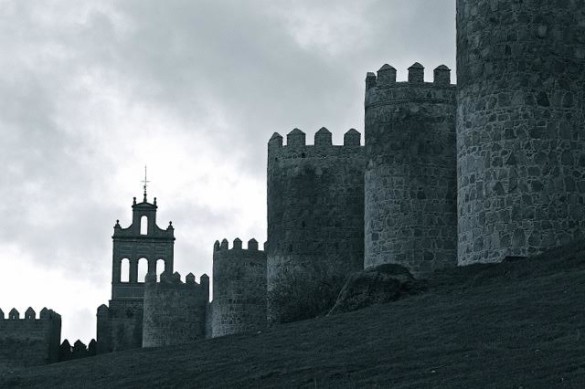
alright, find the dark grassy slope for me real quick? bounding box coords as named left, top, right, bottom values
left=3, top=242, right=585, bottom=388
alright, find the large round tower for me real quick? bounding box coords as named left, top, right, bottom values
left=457, top=1, right=585, bottom=264
left=267, top=128, right=365, bottom=324
left=364, top=63, right=458, bottom=277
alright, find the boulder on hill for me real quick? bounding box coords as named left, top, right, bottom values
left=328, top=264, right=426, bottom=315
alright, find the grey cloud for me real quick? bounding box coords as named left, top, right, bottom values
left=0, top=0, right=455, bottom=341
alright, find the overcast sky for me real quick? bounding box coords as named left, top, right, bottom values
left=0, top=0, right=455, bottom=343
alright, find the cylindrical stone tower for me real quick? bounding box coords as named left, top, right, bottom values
left=364, top=63, right=458, bottom=277
left=211, top=238, right=267, bottom=337
left=267, top=128, right=365, bottom=324
left=457, top=1, right=585, bottom=264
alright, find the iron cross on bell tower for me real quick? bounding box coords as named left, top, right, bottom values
left=142, top=166, right=150, bottom=202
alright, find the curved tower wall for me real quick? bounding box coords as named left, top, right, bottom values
left=457, top=1, right=585, bottom=264
left=267, top=128, right=365, bottom=324
left=211, top=238, right=267, bottom=337
left=142, top=272, right=209, bottom=347
left=364, top=64, right=458, bottom=277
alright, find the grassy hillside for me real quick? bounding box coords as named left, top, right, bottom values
left=3, top=242, right=585, bottom=388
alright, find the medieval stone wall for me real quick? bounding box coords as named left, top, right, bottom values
left=142, top=272, right=209, bottom=347
left=364, top=64, right=458, bottom=277
left=457, top=0, right=585, bottom=264
left=267, top=128, right=365, bottom=323
left=96, top=299, right=143, bottom=353
left=212, top=238, right=266, bottom=337
left=0, top=308, right=61, bottom=371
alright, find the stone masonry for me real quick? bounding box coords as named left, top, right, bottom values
left=0, top=308, right=61, bottom=371
left=266, top=128, right=365, bottom=324
left=457, top=0, right=585, bottom=264
left=97, top=194, right=175, bottom=353
left=142, top=271, right=209, bottom=347
left=364, top=63, right=458, bottom=276
left=211, top=238, right=267, bottom=337
left=86, top=2, right=585, bottom=355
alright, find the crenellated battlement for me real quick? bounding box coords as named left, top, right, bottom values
left=145, top=270, right=209, bottom=289
left=269, top=128, right=362, bottom=149
left=0, top=307, right=62, bottom=369
left=142, top=271, right=209, bottom=347
left=212, top=238, right=267, bottom=337
left=366, top=63, right=454, bottom=88
left=0, top=307, right=61, bottom=321
left=213, top=238, right=263, bottom=252
left=365, top=63, right=456, bottom=108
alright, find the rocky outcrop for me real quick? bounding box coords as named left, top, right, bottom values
left=328, top=264, right=426, bottom=315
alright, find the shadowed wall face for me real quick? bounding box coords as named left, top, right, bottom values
left=267, top=129, right=365, bottom=324
left=364, top=65, right=458, bottom=277
left=0, top=308, right=61, bottom=371
left=142, top=274, right=209, bottom=347
left=212, top=239, right=266, bottom=337
left=457, top=0, right=585, bottom=264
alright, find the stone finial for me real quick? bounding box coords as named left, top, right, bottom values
left=287, top=128, right=306, bottom=147
left=433, top=65, right=451, bottom=85
left=167, top=221, right=173, bottom=230
left=186, top=273, right=196, bottom=284
left=0, top=308, right=4, bottom=319
left=408, top=62, right=425, bottom=83
left=314, top=127, right=332, bottom=147
left=9, top=308, right=19, bottom=320
left=269, top=132, right=283, bottom=148
left=25, top=307, right=35, bottom=320
left=172, top=272, right=181, bottom=283
left=213, top=240, right=220, bottom=252
left=220, top=239, right=229, bottom=250
left=248, top=238, right=259, bottom=251
left=233, top=238, right=243, bottom=250
left=377, top=64, right=397, bottom=85
left=344, top=129, right=361, bottom=146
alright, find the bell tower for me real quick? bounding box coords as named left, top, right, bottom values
left=97, top=170, right=175, bottom=353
